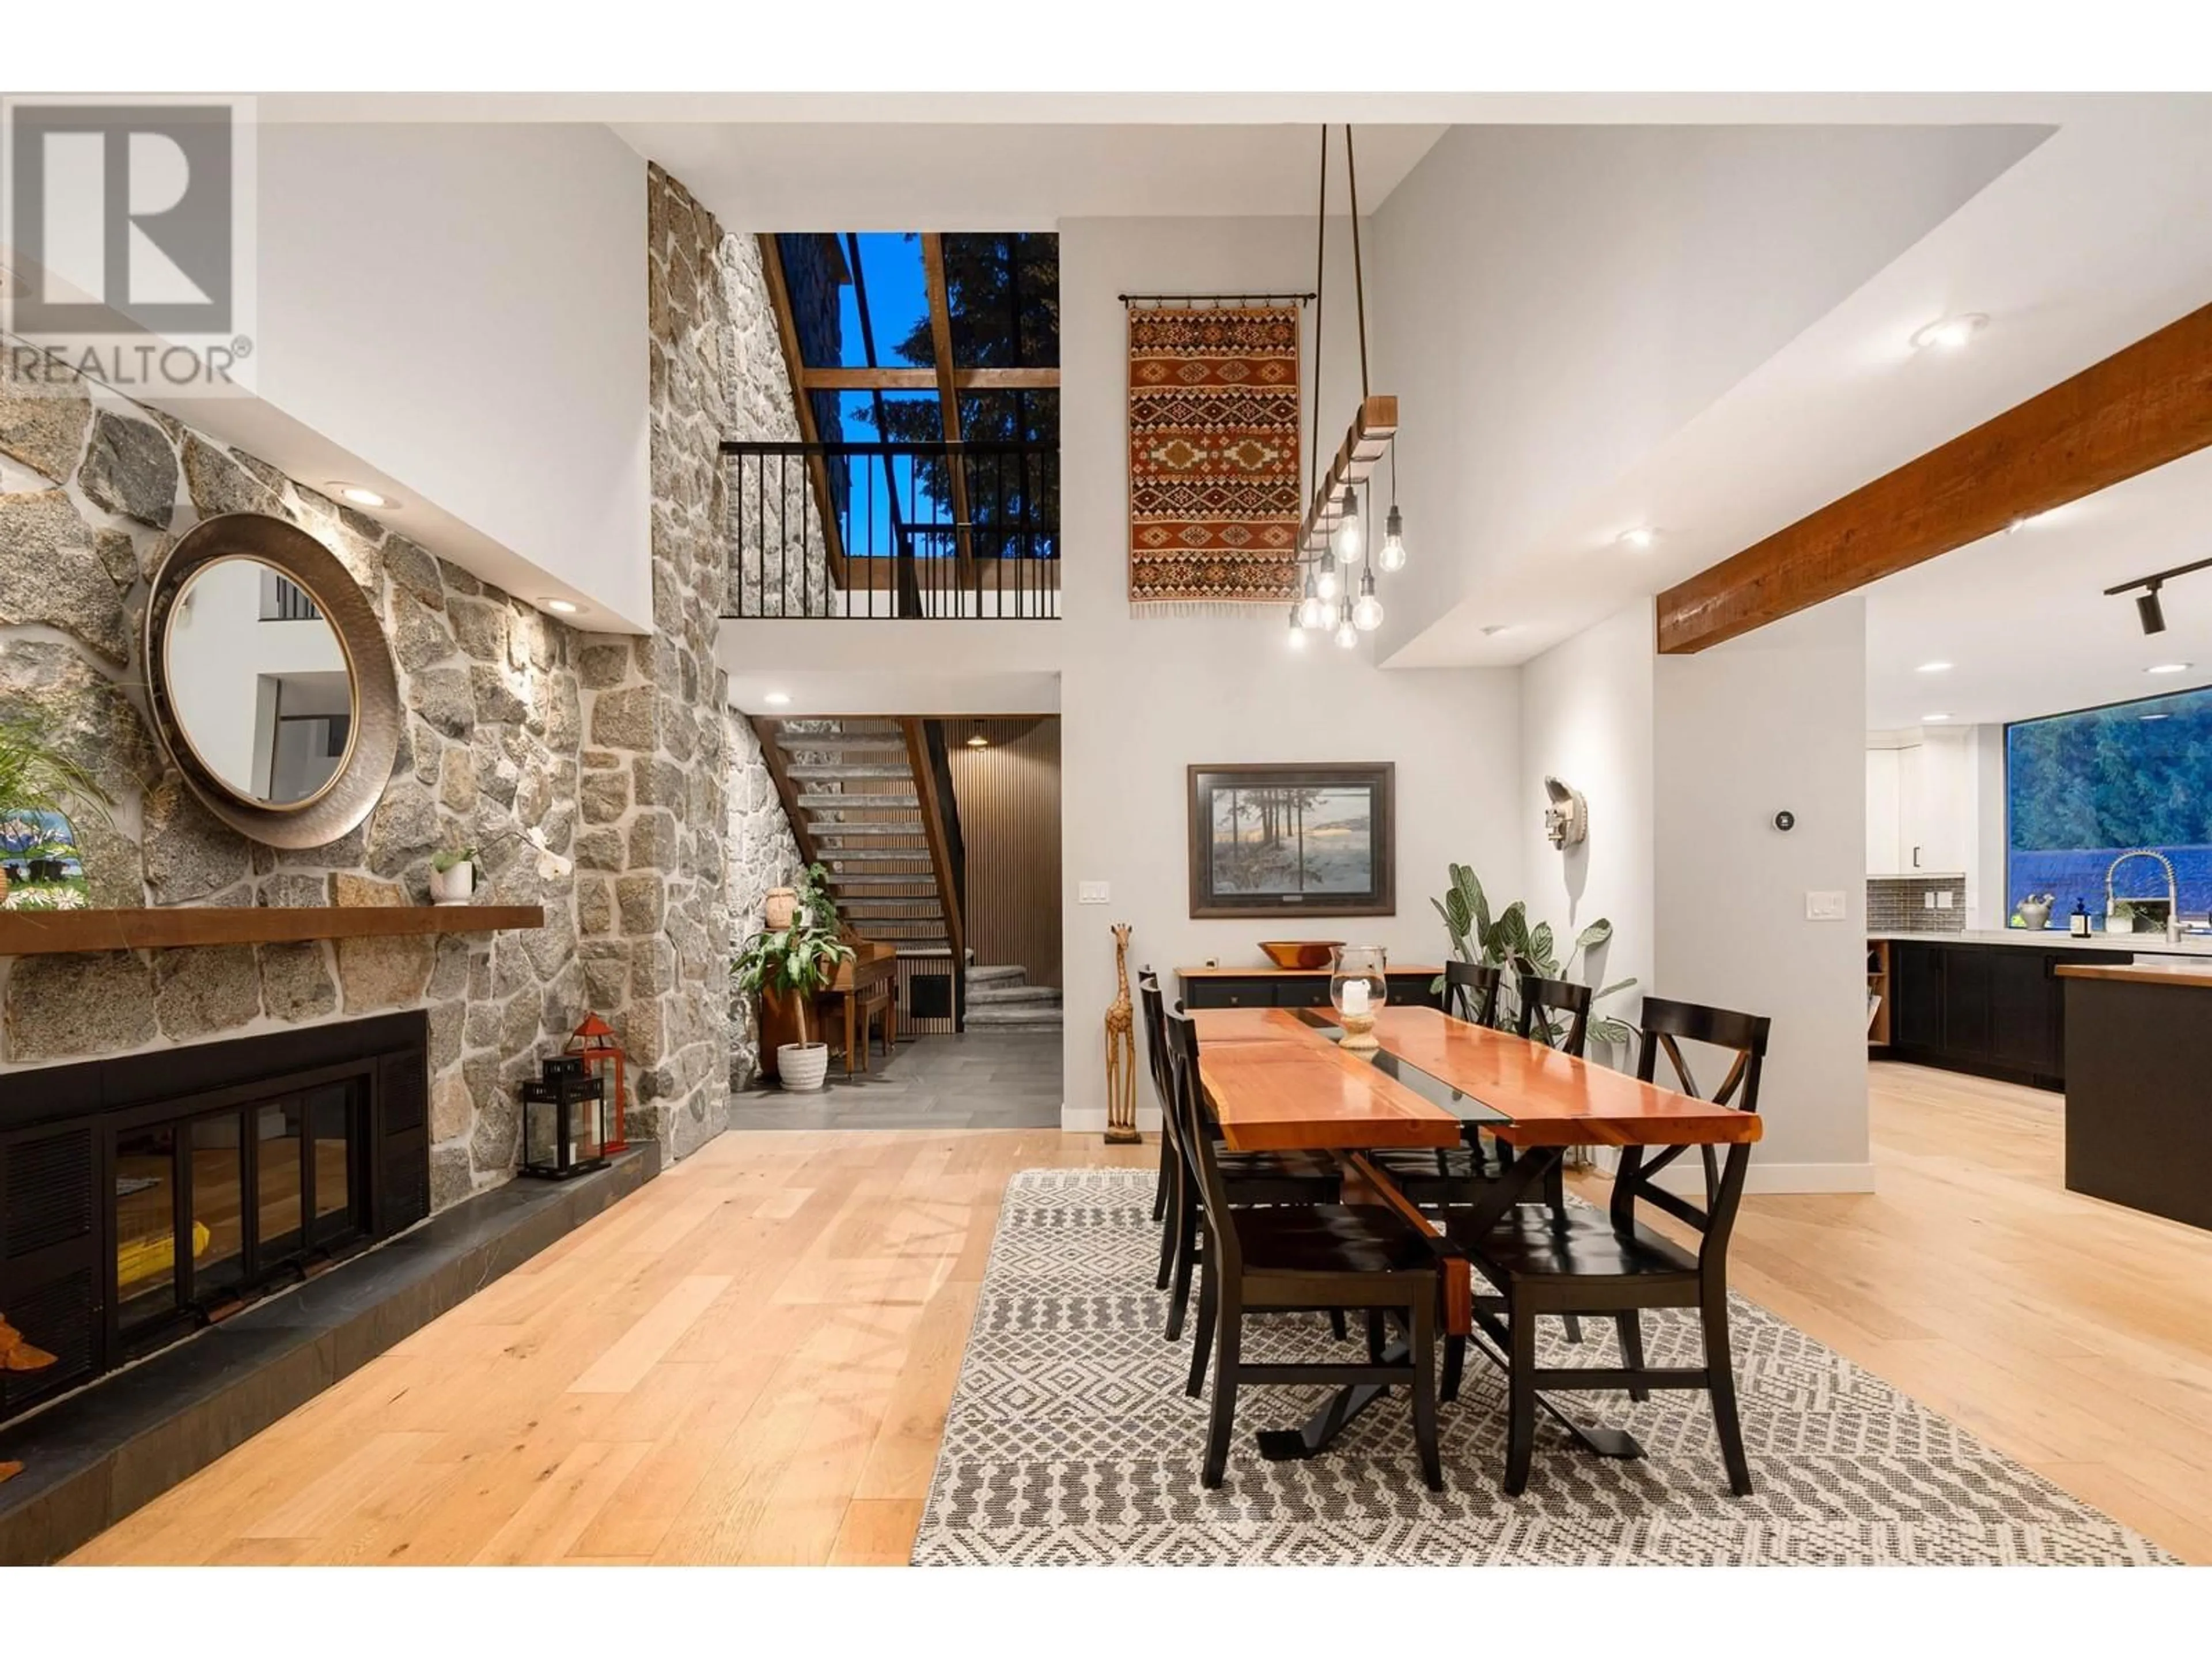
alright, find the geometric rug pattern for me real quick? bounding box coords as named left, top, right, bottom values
left=912, top=1171, right=2176, bottom=1565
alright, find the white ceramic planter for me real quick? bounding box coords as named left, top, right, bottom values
left=429, top=861, right=476, bottom=906
left=777, top=1041, right=830, bottom=1092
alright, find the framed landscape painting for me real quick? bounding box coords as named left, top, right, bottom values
left=1186, top=762, right=1395, bottom=918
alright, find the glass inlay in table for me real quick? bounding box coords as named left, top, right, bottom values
left=1285, top=1007, right=1511, bottom=1131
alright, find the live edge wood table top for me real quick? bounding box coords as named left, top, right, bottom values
left=1190, top=1004, right=1760, bottom=1154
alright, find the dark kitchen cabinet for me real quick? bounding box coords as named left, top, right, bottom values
left=1882, top=938, right=2114, bottom=1090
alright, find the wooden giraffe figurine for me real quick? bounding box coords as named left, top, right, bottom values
left=1103, top=922, right=1140, bottom=1143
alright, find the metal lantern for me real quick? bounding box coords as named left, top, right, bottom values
left=566, top=1012, right=628, bottom=1153
left=521, top=1058, right=610, bottom=1180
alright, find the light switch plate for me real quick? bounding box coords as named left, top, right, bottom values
left=1936, top=891, right=1955, bottom=910
left=1805, top=890, right=1848, bottom=921
left=1924, top=891, right=1938, bottom=909
left=1078, top=880, right=1111, bottom=904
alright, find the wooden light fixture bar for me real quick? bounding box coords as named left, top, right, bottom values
left=1299, top=395, right=1399, bottom=555
left=1656, top=301, right=2212, bottom=655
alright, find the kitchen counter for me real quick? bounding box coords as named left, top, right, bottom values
left=2054, top=958, right=2212, bottom=990
left=1870, top=929, right=2212, bottom=957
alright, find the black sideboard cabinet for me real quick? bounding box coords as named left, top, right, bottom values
left=1176, top=968, right=1446, bottom=1013
left=1884, top=938, right=2120, bottom=1090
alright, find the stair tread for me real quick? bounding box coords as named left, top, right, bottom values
left=965, top=1007, right=1067, bottom=1027
left=966, top=964, right=1029, bottom=983
left=786, top=765, right=916, bottom=779
left=968, top=985, right=1060, bottom=1005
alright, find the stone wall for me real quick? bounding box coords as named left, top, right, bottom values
left=0, top=348, right=586, bottom=1213
left=569, top=163, right=741, bottom=1162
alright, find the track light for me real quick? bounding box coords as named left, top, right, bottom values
left=2138, top=585, right=2167, bottom=635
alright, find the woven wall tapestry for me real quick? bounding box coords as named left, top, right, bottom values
left=1127, top=304, right=1302, bottom=610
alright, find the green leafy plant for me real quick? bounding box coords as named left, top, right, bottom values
left=430, top=845, right=479, bottom=875
left=0, top=709, right=113, bottom=832
left=1431, top=862, right=1638, bottom=1048
left=732, top=864, right=855, bottom=1050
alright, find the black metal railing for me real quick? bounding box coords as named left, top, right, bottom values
left=262, top=574, right=322, bottom=622
left=722, top=440, right=1060, bottom=619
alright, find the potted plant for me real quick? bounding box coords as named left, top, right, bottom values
left=429, top=845, right=479, bottom=906
left=1431, top=862, right=1638, bottom=1048
left=0, top=710, right=112, bottom=909
left=732, top=863, right=854, bottom=1092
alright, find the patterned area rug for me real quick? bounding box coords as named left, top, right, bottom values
left=911, top=1171, right=2175, bottom=1566
left=1126, top=305, right=1302, bottom=610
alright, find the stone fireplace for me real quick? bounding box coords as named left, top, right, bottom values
left=0, top=1014, right=429, bottom=1426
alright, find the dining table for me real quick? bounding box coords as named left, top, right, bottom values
left=1190, top=1001, right=1763, bottom=1465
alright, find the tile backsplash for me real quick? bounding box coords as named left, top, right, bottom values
left=1868, top=874, right=1968, bottom=932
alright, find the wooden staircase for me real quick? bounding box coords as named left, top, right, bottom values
left=752, top=715, right=967, bottom=1025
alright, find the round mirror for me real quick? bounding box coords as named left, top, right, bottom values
left=145, top=513, right=400, bottom=850
left=162, top=556, right=358, bottom=808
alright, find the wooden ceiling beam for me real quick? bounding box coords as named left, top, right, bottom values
left=920, top=234, right=979, bottom=586
left=1656, top=301, right=2212, bottom=655
left=800, top=366, right=1060, bottom=392
left=755, top=234, right=849, bottom=590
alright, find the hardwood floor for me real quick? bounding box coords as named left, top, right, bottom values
left=65, top=1062, right=2212, bottom=1565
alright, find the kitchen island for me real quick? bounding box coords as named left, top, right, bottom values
left=2056, top=959, right=2212, bottom=1232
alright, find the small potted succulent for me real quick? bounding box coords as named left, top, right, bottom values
left=429, top=845, right=480, bottom=906
left=732, top=863, right=853, bottom=1091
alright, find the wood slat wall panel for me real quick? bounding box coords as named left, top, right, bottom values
left=944, top=718, right=1062, bottom=991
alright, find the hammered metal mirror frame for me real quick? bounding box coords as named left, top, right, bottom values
left=144, top=512, right=401, bottom=850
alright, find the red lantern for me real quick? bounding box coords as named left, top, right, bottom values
left=567, top=1013, right=628, bottom=1153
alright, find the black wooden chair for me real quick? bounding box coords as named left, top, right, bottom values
left=1441, top=994, right=1770, bottom=1497
left=1362, top=960, right=1510, bottom=1204
left=1137, top=972, right=1340, bottom=1341
left=1163, top=1008, right=1445, bottom=1491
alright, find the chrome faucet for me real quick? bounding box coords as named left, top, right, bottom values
left=2104, top=849, right=2181, bottom=943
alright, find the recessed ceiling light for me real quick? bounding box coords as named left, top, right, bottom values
left=1616, top=527, right=1658, bottom=550
left=1910, top=313, right=1988, bottom=353
left=1916, top=661, right=1953, bottom=675
left=328, top=482, right=395, bottom=509
left=2146, top=662, right=2192, bottom=675
left=763, top=691, right=791, bottom=705
left=541, top=597, right=579, bottom=615
left=1922, top=713, right=1953, bottom=723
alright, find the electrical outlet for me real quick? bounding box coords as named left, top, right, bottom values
left=1078, top=880, right=1111, bottom=904
left=1805, top=890, right=1848, bottom=921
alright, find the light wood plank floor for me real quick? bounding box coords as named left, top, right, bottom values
left=66, top=1063, right=2212, bottom=1565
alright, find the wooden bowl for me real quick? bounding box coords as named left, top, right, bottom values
left=1259, top=940, right=1344, bottom=971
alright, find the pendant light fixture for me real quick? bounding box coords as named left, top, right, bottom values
left=1285, top=124, right=1404, bottom=653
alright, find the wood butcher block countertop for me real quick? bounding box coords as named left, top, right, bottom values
left=2055, top=959, right=2212, bottom=991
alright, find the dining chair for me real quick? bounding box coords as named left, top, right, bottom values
left=1141, top=968, right=1176, bottom=1225
left=1443, top=958, right=1505, bottom=1027
left=1441, top=993, right=1769, bottom=1497
left=1163, top=1008, right=1445, bottom=1491
left=1137, top=974, right=1341, bottom=1340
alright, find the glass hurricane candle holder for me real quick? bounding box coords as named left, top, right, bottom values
left=1330, top=945, right=1388, bottom=1052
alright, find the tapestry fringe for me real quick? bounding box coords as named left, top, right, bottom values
left=1128, top=600, right=1295, bottom=620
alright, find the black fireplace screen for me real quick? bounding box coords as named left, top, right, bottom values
left=1, top=1013, right=427, bottom=1423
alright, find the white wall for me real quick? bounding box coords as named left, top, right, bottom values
left=1518, top=599, right=1656, bottom=1058
left=1055, top=214, right=1522, bottom=1130
left=148, top=123, right=652, bottom=630
left=1656, top=599, right=1872, bottom=1188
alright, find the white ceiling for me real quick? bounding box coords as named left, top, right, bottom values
left=721, top=666, right=1060, bottom=717
left=1862, top=446, right=2212, bottom=731
left=609, top=123, right=1448, bottom=228
left=1378, top=98, right=2212, bottom=671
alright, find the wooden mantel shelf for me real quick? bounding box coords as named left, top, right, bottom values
left=0, top=906, right=546, bottom=959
